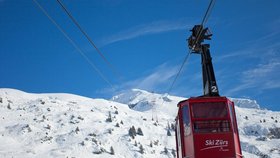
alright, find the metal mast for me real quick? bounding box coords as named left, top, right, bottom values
left=188, top=25, right=219, bottom=97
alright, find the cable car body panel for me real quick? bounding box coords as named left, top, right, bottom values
left=175, top=97, right=242, bottom=158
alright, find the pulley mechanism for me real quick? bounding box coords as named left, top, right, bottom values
left=188, top=25, right=212, bottom=53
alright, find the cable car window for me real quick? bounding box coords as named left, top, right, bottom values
left=192, top=102, right=230, bottom=133
left=182, top=106, right=191, bottom=136
left=228, top=103, right=237, bottom=133
left=193, top=120, right=230, bottom=133
left=192, top=102, right=228, bottom=119
left=176, top=119, right=183, bottom=158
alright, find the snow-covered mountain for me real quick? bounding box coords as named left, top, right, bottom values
left=0, top=88, right=279, bottom=158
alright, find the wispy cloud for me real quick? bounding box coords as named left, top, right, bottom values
left=243, top=59, right=280, bottom=89
left=244, top=60, right=280, bottom=80
left=208, top=20, right=280, bottom=98
left=121, top=62, right=179, bottom=92
left=96, top=62, right=182, bottom=96
left=99, top=18, right=194, bottom=46
left=217, top=24, right=280, bottom=62
left=98, top=18, right=280, bottom=99
left=226, top=59, right=280, bottom=95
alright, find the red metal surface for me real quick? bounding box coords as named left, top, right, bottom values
left=193, top=133, right=235, bottom=158
left=175, top=97, right=242, bottom=158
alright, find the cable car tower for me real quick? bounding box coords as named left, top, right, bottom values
left=175, top=2, right=243, bottom=158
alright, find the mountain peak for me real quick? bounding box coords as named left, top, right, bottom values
left=230, top=98, right=261, bottom=109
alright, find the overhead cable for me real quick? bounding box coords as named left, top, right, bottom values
left=32, top=0, right=114, bottom=88
left=56, top=0, right=122, bottom=80
left=162, top=0, right=216, bottom=107
left=201, top=0, right=216, bottom=26
left=167, top=0, right=216, bottom=95
left=167, top=50, right=192, bottom=95
left=192, top=0, right=216, bottom=51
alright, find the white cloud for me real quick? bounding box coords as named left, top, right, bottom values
left=243, top=60, right=280, bottom=80
left=97, top=18, right=280, bottom=98
left=226, top=59, right=280, bottom=95
left=99, top=19, right=193, bottom=46
left=216, top=25, right=280, bottom=97
left=217, top=30, right=280, bottom=62
left=96, top=62, right=181, bottom=96
left=122, top=62, right=179, bottom=91
left=243, top=59, right=280, bottom=90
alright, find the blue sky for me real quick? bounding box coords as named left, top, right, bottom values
left=1, top=0, right=279, bottom=110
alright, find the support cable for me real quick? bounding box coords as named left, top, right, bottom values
left=160, top=0, right=216, bottom=109
left=167, top=50, right=192, bottom=95
left=156, top=49, right=192, bottom=119
left=33, top=0, right=114, bottom=88
left=201, top=0, right=216, bottom=26
left=192, top=0, right=216, bottom=50
left=56, top=0, right=122, bottom=80
left=166, top=0, right=215, bottom=96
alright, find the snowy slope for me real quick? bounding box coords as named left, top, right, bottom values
left=0, top=88, right=279, bottom=158
left=113, top=89, right=280, bottom=158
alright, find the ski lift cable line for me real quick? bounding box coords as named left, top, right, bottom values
left=167, top=0, right=216, bottom=95
left=157, top=49, right=192, bottom=111
left=32, top=0, right=114, bottom=88
left=201, top=0, right=216, bottom=26
left=193, top=0, right=216, bottom=49
left=161, top=0, right=216, bottom=107
left=56, top=0, right=122, bottom=80
left=167, top=50, right=192, bottom=95
left=161, top=0, right=216, bottom=150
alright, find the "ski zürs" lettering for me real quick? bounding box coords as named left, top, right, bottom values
left=205, top=139, right=228, bottom=146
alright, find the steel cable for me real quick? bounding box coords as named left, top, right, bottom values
left=56, top=0, right=122, bottom=80
left=33, top=0, right=114, bottom=88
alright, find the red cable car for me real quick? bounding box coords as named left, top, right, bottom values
left=176, top=97, right=243, bottom=158
left=175, top=25, right=242, bottom=158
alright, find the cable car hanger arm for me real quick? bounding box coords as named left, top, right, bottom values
left=188, top=25, right=219, bottom=97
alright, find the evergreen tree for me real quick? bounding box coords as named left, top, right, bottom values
left=137, top=127, right=144, bottom=136
left=129, top=126, right=136, bottom=139
left=108, top=129, right=112, bottom=134
left=171, top=123, right=175, bottom=131
left=106, top=111, right=112, bottom=122
left=167, top=122, right=171, bottom=130
left=131, top=126, right=136, bottom=136
left=7, top=103, right=11, bottom=110
left=110, top=146, right=114, bottom=155
left=75, top=127, right=80, bottom=134
left=116, top=123, right=120, bottom=127
left=171, top=149, right=176, bottom=157
left=139, top=144, right=144, bottom=154
left=167, top=129, right=171, bottom=136
left=164, top=147, right=168, bottom=154
left=128, top=128, right=133, bottom=138
left=149, top=141, right=153, bottom=147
